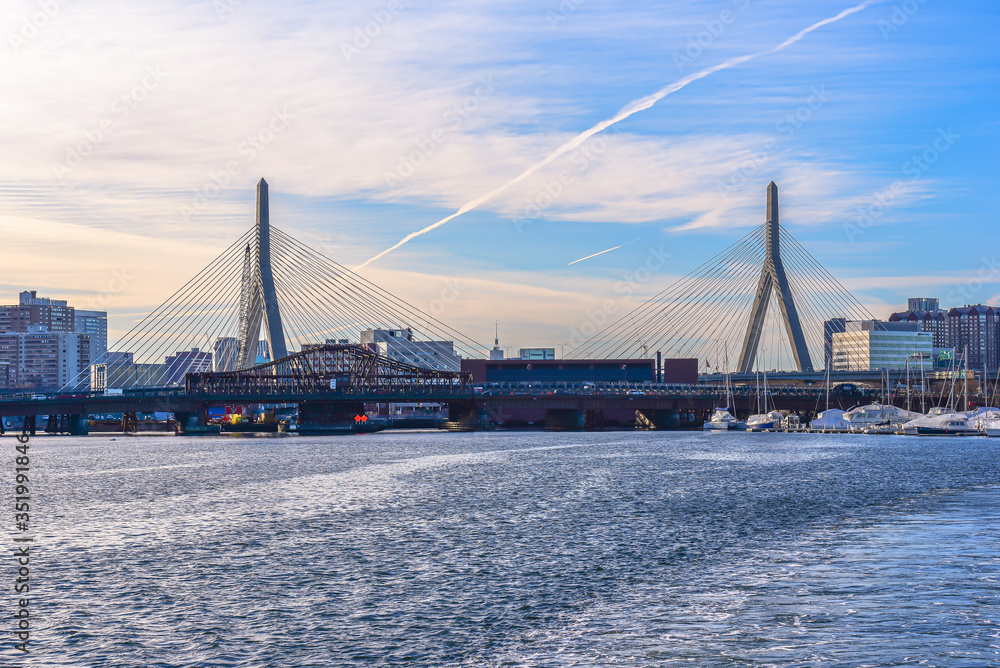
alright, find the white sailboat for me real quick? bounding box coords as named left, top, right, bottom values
left=747, top=369, right=781, bottom=430
left=810, top=365, right=849, bottom=431
left=844, top=403, right=920, bottom=432
left=902, top=347, right=979, bottom=435
left=703, top=407, right=748, bottom=430
left=703, top=344, right=747, bottom=431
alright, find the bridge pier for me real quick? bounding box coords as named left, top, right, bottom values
left=298, top=401, right=369, bottom=435
left=44, top=414, right=60, bottom=434
left=22, top=415, right=36, bottom=436
left=585, top=409, right=605, bottom=431
left=545, top=408, right=585, bottom=432
left=121, top=412, right=139, bottom=434
left=442, top=401, right=493, bottom=431
left=174, top=410, right=221, bottom=435
left=67, top=414, right=89, bottom=436
left=635, top=409, right=681, bottom=430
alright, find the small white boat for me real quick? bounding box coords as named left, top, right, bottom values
left=703, top=344, right=746, bottom=431
left=903, top=407, right=978, bottom=436
left=844, top=403, right=920, bottom=432
left=984, top=418, right=1000, bottom=437
left=703, top=408, right=747, bottom=431
left=810, top=408, right=849, bottom=431
left=747, top=410, right=783, bottom=431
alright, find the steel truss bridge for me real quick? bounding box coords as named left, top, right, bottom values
left=0, top=180, right=908, bottom=434
left=0, top=376, right=969, bottom=434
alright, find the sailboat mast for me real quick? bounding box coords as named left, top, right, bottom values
left=963, top=345, right=969, bottom=412
left=947, top=348, right=956, bottom=411
left=825, top=364, right=830, bottom=413
left=920, top=355, right=926, bottom=414
left=905, top=357, right=911, bottom=414
left=756, top=370, right=761, bottom=415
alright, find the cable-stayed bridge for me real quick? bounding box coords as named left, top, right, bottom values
left=569, top=181, right=873, bottom=374
left=0, top=180, right=913, bottom=434
left=86, top=178, right=488, bottom=387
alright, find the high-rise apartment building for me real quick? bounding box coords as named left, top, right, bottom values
left=907, top=297, right=940, bottom=312
left=0, top=330, right=92, bottom=390
left=75, top=309, right=109, bottom=362
left=947, top=305, right=999, bottom=371
left=0, top=291, right=108, bottom=390
left=889, top=308, right=948, bottom=347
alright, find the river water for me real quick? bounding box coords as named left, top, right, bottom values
left=9, top=431, right=1000, bottom=667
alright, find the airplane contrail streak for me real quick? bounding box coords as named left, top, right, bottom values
left=357, top=0, right=878, bottom=269
left=568, top=238, right=640, bottom=265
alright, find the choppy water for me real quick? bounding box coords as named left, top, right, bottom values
left=8, top=431, right=1000, bottom=667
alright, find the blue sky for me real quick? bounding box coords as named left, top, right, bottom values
left=1, top=0, right=997, bottom=350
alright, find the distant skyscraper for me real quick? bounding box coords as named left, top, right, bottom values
left=0, top=331, right=91, bottom=390
left=0, top=291, right=108, bottom=390
left=0, top=290, right=75, bottom=333
left=889, top=307, right=948, bottom=347
left=908, top=297, right=940, bottom=312
left=164, top=348, right=213, bottom=385
left=361, top=328, right=459, bottom=371
left=947, top=305, right=999, bottom=371
left=213, top=337, right=240, bottom=372
left=823, top=318, right=846, bottom=370
left=75, top=309, right=108, bottom=362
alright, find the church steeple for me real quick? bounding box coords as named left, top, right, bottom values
left=490, top=321, right=504, bottom=359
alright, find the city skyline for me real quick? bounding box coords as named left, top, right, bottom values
left=1, top=0, right=997, bottom=349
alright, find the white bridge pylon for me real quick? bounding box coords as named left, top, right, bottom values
left=737, top=182, right=812, bottom=373
left=566, top=181, right=873, bottom=371
left=237, top=178, right=288, bottom=369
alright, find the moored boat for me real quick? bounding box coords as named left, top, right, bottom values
left=703, top=408, right=748, bottom=431
left=747, top=409, right=783, bottom=431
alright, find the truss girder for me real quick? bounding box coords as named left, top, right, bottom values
left=186, top=344, right=472, bottom=397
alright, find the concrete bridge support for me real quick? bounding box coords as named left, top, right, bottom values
left=45, top=414, right=60, bottom=434
left=22, top=415, right=36, bottom=436
left=545, top=408, right=586, bottom=432
left=121, top=412, right=139, bottom=433
left=67, top=415, right=89, bottom=436
left=442, top=401, right=493, bottom=431
left=174, top=410, right=221, bottom=435
left=298, top=401, right=367, bottom=435
left=585, top=409, right=605, bottom=431
left=635, top=409, right=681, bottom=430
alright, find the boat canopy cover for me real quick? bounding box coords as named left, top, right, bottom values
left=810, top=408, right=848, bottom=429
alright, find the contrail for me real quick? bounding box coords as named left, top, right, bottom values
left=358, top=0, right=878, bottom=269
left=568, top=238, right=639, bottom=266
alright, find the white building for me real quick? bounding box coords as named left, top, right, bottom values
left=360, top=329, right=460, bottom=371
left=91, top=362, right=167, bottom=391
left=832, top=321, right=933, bottom=371
left=74, top=309, right=108, bottom=362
